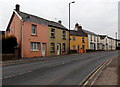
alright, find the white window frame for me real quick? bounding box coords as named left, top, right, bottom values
left=62, top=31, right=66, bottom=39
left=32, top=24, right=37, bottom=35
left=51, top=29, right=55, bottom=38
left=82, top=37, right=85, bottom=43
left=31, top=42, right=40, bottom=51
left=51, top=43, right=55, bottom=52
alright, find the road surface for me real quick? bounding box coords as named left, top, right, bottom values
left=2, top=51, right=118, bottom=85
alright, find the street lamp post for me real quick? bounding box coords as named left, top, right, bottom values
left=68, top=1, right=75, bottom=53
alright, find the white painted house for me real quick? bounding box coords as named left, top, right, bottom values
left=83, top=30, right=101, bottom=50
left=99, top=35, right=116, bottom=50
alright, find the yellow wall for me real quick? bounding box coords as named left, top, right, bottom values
left=70, top=35, right=88, bottom=50
left=48, top=27, right=69, bottom=56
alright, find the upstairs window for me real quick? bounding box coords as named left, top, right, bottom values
left=51, top=29, right=55, bottom=38
left=73, top=37, right=76, bottom=41
left=82, top=37, right=85, bottom=43
left=62, top=31, right=66, bottom=39
left=32, top=24, right=37, bottom=35
left=94, top=36, right=96, bottom=42
left=91, top=35, right=92, bottom=41
left=97, top=37, right=99, bottom=42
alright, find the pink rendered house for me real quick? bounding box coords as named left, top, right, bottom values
left=6, top=4, right=49, bottom=58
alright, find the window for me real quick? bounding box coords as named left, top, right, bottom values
left=97, top=37, right=99, bottom=42
left=62, top=43, right=66, bottom=52
left=51, top=43, right=55, bottom=52
left=91, top=35, right=92, bottom=41
left=73, top=45, right=76, bottom=50
left=73, top=37, right=76, bottom=41
left=32, top=24, right=37, bottom=35
left=31, top=42, right=40, bottom=51
left=82, top=37, right=85, bottom=43
left=94, top=36, right=96, bottom=42
left=62, top=31, right=66, bottom=39
left=82, top=45, right=85, bottom=49
left=51, top=29, right=55, bottom=38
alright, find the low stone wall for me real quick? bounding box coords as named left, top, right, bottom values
left=2, top=54, right=19, bottom=61
left=1, top=48, right=20, bottom=61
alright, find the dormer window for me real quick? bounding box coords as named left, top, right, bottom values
left=32, top=24, right=37, bottom=35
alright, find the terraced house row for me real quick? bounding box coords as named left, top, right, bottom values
left=5, top=5, right=116, bottom=58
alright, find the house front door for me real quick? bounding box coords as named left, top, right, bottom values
left=57, top=44, right=60, bottom=55
left=42, top=43, right=46, bottom=56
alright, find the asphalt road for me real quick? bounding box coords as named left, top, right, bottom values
left=2, top=51, right=118, bottom=85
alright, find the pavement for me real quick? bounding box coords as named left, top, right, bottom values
left=1, top=51, right=119, bottom=85
left=93, top=51, right=119, bottom=86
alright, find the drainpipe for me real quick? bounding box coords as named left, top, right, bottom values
left=21, top=20, right=24, bottom=58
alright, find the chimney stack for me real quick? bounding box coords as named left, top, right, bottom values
left=58, top=20, right=62, bottom=24
left=74, top=23, right=82, bottom=31
left=15, top=4, right=20, bottom=11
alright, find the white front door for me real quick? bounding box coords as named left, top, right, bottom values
left=57, top=44, right=60, bottom=55
left=42, top=43, right=46, bottom=56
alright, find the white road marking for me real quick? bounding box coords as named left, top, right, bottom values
left=3, top=71, right=32, bottom=79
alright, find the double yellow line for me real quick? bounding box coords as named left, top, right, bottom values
left=79, top=59, right=112, bottom=87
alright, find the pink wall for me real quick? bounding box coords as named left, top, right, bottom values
left=6, top=12, right=49, bottom=58
left=22, top=22, right=48, bottom=58
left=6, top=13, right=22, bottom=48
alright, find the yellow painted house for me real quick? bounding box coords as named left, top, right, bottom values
left=70, top=23, right=88, bottom=53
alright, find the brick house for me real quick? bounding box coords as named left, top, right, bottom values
left=6, top=4, right=69, bottom=58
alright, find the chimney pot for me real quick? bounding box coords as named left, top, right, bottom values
left=58, top=20, right=62, bottom=24
left=15, top=4, right=20, bottom=11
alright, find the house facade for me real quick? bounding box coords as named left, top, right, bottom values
left=83, top=30, right=101, bottom=50
left=99, top=35, right=116, bottom=50
left=70, top=23, right=88, bottom=53
left=48, top=25, right=69, bottom=56
left=6, top=4, right=69, bottom=58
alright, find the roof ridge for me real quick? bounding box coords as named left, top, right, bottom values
left=16, top=11, right=67, bottom=30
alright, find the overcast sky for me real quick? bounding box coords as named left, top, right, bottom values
left=0, top=0, right=119, bottom=38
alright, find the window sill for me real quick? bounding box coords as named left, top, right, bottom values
left=62, top=50, right=66, bottom=52
left=30, top=50, right=40, bottom=52
left=50, top=51, right=55, bottom=53
left=31, top=34, right=37, bottom=36
left=51, top=37, right=55, bottom=38
left=62, top=38, right=66, bottom=40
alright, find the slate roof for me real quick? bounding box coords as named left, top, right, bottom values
left=99, top=35, right=106, bottom=39
left=70, top=30, right=87, bottom=37
left=99, top=35, right=115, bottom=40
left=82, top=29, right=97, bottom=36
left=16, top=11, right=68, bottom=30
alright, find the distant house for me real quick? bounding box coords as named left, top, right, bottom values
left=0, top=31, right=5, bottom=36
left=99, top=35, right=116, bottom=50
left=70, top=23, right=88, bottom=53
left=116, top=39, right=120, bottom=49
left=6, top=4, right=69, bottom=58
left=83, top=30, right=101, bottom=50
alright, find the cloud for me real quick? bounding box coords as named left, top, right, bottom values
left=0, top=0, right=118, bottom=38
